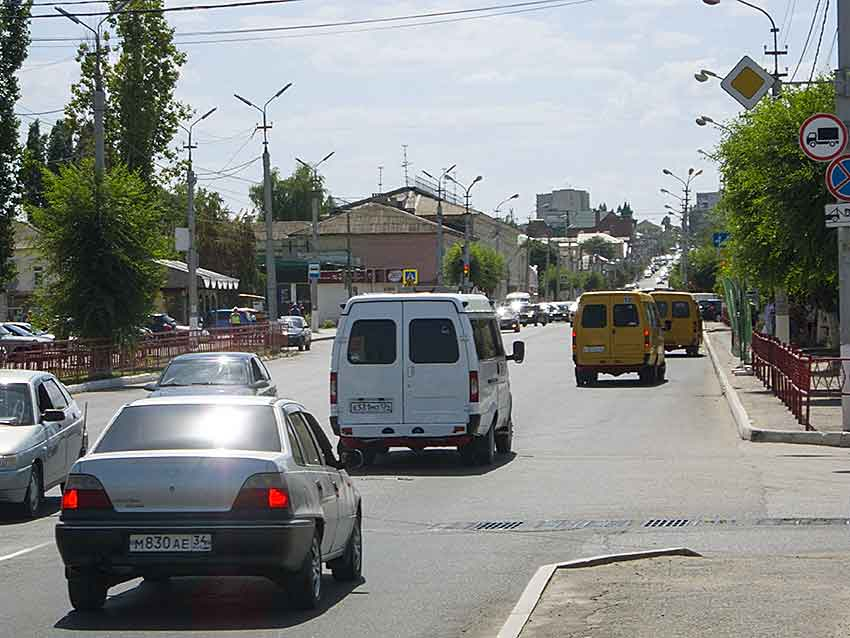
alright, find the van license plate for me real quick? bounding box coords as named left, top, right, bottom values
left=584, top=346, right=605, bottom=353
left=129, top=534, right=211, bottom=553
left=351, top=401, right=392, bottom=414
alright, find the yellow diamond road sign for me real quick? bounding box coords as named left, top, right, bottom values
left=720, top=55, right=775, bottom=110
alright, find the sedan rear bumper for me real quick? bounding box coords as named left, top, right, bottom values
left=55, top=518, right=315, bottom=580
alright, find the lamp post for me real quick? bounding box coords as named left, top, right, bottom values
left=446, top=174, right=483, bottom=292
left=234, top=82, right=293, bottom=324
left=694, top=68, right=722, bottom=83
left=696, top=115, right=732, bottom=133
left=662, top=168, right=702, bottom=288
left=702, top=0, right=785, bottom=96
left=56, top=0, right=132, bottom=178
left=296, top=152, right=334, bottom=329
left=179, top=106, right=217, bottom=330
left=423, top=164, right=456, bottom=286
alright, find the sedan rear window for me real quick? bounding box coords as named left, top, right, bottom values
left=96, top=405, right=281, bottom=453
left=160, top=358, right=249, bottom=386
left=581, top=304, right=607, bottom=328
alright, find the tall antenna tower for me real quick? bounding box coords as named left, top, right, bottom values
left=402, top=145, right=411, bottom=186
left=378, top=165, right=384, bottom=193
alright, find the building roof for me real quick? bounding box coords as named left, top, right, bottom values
left=291, top=202, right=464, bottom=237
left=254, top=220, right=312, bottom=242
left=156, top=259, right=240, bottom=290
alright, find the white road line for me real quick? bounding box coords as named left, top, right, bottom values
left=0, top=541, right=52, bottom=563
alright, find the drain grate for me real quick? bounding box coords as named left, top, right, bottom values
left=474, top=521, right=524, bottom=530
left=644, top=519, right=692, bottom=528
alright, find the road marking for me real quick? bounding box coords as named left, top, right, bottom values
left=0, top=541, right=52, bottom=563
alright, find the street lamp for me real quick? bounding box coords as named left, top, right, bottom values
left=694, top=69, right=722, bottom=82
left=696, top=115, right=732, bottom=132
left=661, top=168, right=702, bottom=288
left=423, top=164, right=457, bottom=286
left=446, top=174, right=483, bottom=292
left=56, top=0, right=132, bottom=177
left=179, top=106, right=217, bottom=330
left=296, top=152, right=335, bottom=326
left=698, top=148, right=719, bottom=161
left=495, top=193, right=520, bottom=214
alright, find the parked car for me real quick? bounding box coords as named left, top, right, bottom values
left=144, top=352, right=277, bottom=397
left=496, top=305, right=521, bottom=332
left=280, top=315, right=312, bottom=350
left=698, top=299, right=723, bottom=321
left=211, top=308, right=257, bottom=328
left=0, top=324, right=43, bottom=353
left=0, top=370, right=87, bottom=517
left=331, top=293, right=525, bottom=466
left=55, top=396, right=363, bottom=611
left=6, top=323, right=55, bottom=341
left=148, top=313, right=190, bottom=334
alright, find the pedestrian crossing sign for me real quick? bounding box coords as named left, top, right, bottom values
left=402, top=269, right=418, bottom=286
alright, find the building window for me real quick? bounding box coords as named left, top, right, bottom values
left=33, top=266, right=43, bottom=288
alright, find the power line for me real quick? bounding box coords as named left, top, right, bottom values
left=15, top=107, right=64, bottom=116
left=824, top=28, right=838, bottom=70
left=809, top=0, right=830, bottom=82
left=791, top=0, right=822, bottom=81
left=195, top=155, right=261, bottom=176
left=19, top=0, right=306, bottom=19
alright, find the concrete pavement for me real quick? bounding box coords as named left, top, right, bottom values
left=2, top=323, right=850, bottom=638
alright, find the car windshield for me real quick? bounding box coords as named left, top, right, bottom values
left=159, top=358, right=249, bottom=386
left=4, top=325, right=33, bottom=337
left=96, top=404, right=281, bottom=452
left=0, top=384, right=34, bottom=426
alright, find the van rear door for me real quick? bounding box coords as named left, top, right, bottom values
left=611, top=295, right=644, bottom=364
left=403, top=301, right=469, bottom=424
left=577, top=298, right=611, bottom=364
left=337, top=302, right=403, bottom=425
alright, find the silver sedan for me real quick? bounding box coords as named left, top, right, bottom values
left=0, top=370, right=87, bottom=517
left=55, top=396, right=362, bottom=612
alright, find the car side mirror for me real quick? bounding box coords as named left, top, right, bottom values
left=42, top=409, right=65, bottom=422
left=508, top=340, right=525, bottom=363
left=340, top=449, right=364, bottom=471
left=143, top=382, right=158, bottom=392
left=252, top=379, right=270, bottom=389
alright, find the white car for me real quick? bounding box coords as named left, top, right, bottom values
left=331, top=294, right=525, bottom=467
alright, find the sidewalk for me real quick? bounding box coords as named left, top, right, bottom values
left=518, top=553, right=850, bottom=637
left=312, top=327, right=337, bottom=342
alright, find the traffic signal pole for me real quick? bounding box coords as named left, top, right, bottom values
left=837, top=0, right=850, bottom=430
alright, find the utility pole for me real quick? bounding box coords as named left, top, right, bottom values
left=836, top=0, right=850, bottom=429
left=423, top=166, right=456, bottom=287
left=180, top=107, right=216, bottom=330
left=545, top=231, right=551, bottom=301
left=346, top=205, right=353, bottom=299
left=234, top=83, right=293, bottom=324
left=378, top=165, right=383, bottom=194
left=681, top=187, right=690, bottom=288
left=446, top=174, right=482, bottom=292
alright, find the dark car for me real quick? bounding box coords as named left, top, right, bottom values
left=496, top=305, right=521, bottom=332
left=528, top=303, right=550, bottom=326
left=699, top=299, right=723, bottom=321
left=546, top=303, right=567, bottom=322
left=279, top=316, right=312, bottom=351
left=145, top=352, right=277, bottom=397
left=148, top=313, right=189, bottom=334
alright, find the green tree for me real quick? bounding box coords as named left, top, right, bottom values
left=443, top=242, right=505, bottom=294
left=249, top=163, right=333, bottom=221
left=581, top=236, right=616, bottom=260
left=19, top=119, right=48, bottom=213
left=33, top=160, right=168, bottom=340
left=0, top=0, right=32, bottom=299
left=527, top=238, right=558, bottom=276
left=46, top=119, right=75, bottom=173
left=716, top=81, right=836, bottom=310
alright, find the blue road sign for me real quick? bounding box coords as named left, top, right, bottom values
left=713, top=232, right=730, bottom=247
left=826, top=154, right=850, bottom=202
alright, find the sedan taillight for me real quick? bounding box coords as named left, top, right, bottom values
left=62, top=474, right=113, bottom=510
left=232, top=474, right=290, bottom=510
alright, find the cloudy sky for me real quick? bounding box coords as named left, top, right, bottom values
left=17, top=0, right=837, bottom=224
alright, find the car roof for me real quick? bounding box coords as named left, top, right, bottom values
left=343, top=293, right=493, bottom=314
left=579, top=290, right=653, bottom=301
left=168, top=351, right=256, bottom=362
left=0, top=369, right=53, bottom=382
left=127, top=395, right=299, bottom=408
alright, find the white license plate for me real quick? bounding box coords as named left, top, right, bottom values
left=584, top=345, right=605, bottom=353
left=350, top=401, right=393, bottom=414
left=129, top=534, right=212, bottom=553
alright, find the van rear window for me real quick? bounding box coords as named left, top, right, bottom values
left=348, top=320, right=397, bottom=364
left=672, top=301, right=691, bottom=318
left=655, top=301, right=668, bottom=317
left=409, top=319, right=459, bottom=364
left=613, top=304, right=640, bottom=327
left=581, top=304, right=607, bottom=328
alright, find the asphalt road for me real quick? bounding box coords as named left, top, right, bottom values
left=2, top=324, right=850, bottom=637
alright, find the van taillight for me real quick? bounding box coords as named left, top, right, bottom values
left=330, top=372, right=337, bottom=405
left=643, top=328, right=651, bottom=351
left=233, top=474, right=289, bottom=510
left=469, top=371, right=479, bottom=403
left=61, top=474, right=112, bottom=510
left=572, top=328, right=576, bottom=350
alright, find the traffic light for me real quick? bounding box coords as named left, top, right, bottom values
left=463, top=262, right=470, bottom=277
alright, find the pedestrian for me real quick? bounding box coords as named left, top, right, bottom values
left=229, top=307, right=242, bottom=326
left=289, top=302, right=301, bottom=317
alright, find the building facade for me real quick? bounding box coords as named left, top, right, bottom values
left=536, top=188, right=593, bottom=231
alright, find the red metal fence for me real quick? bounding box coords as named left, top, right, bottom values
left=0, top=324, right=292, bottom=384
left=750, top=331, right=847, bottom=430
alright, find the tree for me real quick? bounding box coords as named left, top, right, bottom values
left=46, top=119, right=75, bottom=174
left=443, top=242, right=505, bottom=294
left=19, top=119, right=48, bottom=212
left=33, top=160, right=168, bottom=340
left=249, top=163, right=334, bottom=221
left=581, top=236, right=616, bottom=260
left=527, top=239, right=558, bottom=277
left=0, top=0, right=32, bottom=300
left=716, top=81, right=836, bottom=310
left=616, top=201, right=634, bottom=217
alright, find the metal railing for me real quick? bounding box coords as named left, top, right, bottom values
left=0, top=323, right=291, bottom=383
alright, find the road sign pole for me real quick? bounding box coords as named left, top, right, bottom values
left=837, top=0, right=850, bottom=430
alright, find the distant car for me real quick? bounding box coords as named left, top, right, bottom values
left=530, top=303, right=551, bottom=326
left=698, top=299, right=723, bottom=321
left=0, top=370, right=87, bottom=517
left=6, top=323, right=55, bottom=341
left=145, top=352, right=277, bottom=397
left=0, top=324, right=42, bottom=353
left=2, top=322, right=52, bottom=343
left=496, top=305, right=521, bottom=332
left=279, top=316, right=312, bottom=351
left=211, top=308, right=257, bottom=328
left=148, top=313, right=190, bottom=334
left=55, top=396, right=363, bottom=612
left=546, top=303, right=567, bottom=322
left=565, top=301, right=578, bottom=323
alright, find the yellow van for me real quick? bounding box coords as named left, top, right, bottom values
left=572, top=291, right=666, bottom=386
left=650, top=291, right=702, bottom=356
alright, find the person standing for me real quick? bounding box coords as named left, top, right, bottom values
left=229, top=307, right=242, bottom=326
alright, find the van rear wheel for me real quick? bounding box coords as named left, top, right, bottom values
left=638, top=366, right=653, bottom=385
left=496, top=417, right=513, bottom=454
left=474, top=425, right=496, bottom=466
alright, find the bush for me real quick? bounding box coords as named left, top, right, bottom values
left=321, top=319, right=336, bottom=330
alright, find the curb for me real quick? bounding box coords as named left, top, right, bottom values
left=66, top=372, right=159, bottom=395
left=497, top=547, right=701, bottom=638
left=703, top=330, right=850, bottom=447
left=311, top=333, right=336, bottom=342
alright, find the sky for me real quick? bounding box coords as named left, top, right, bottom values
left=16, top=0, right=839, bottom=226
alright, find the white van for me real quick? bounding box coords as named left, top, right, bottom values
left=330, top=293, right=525, bottom=466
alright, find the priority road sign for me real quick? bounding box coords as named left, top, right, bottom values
left=799, top=113, right=847, bottom=162
left=826, top=155, right=850, bottom=202
left=825, top=203, right=850, bottom=228
left=720, top=55, right=774, bottom=110
left=402, top=268, right=418, bottom=286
